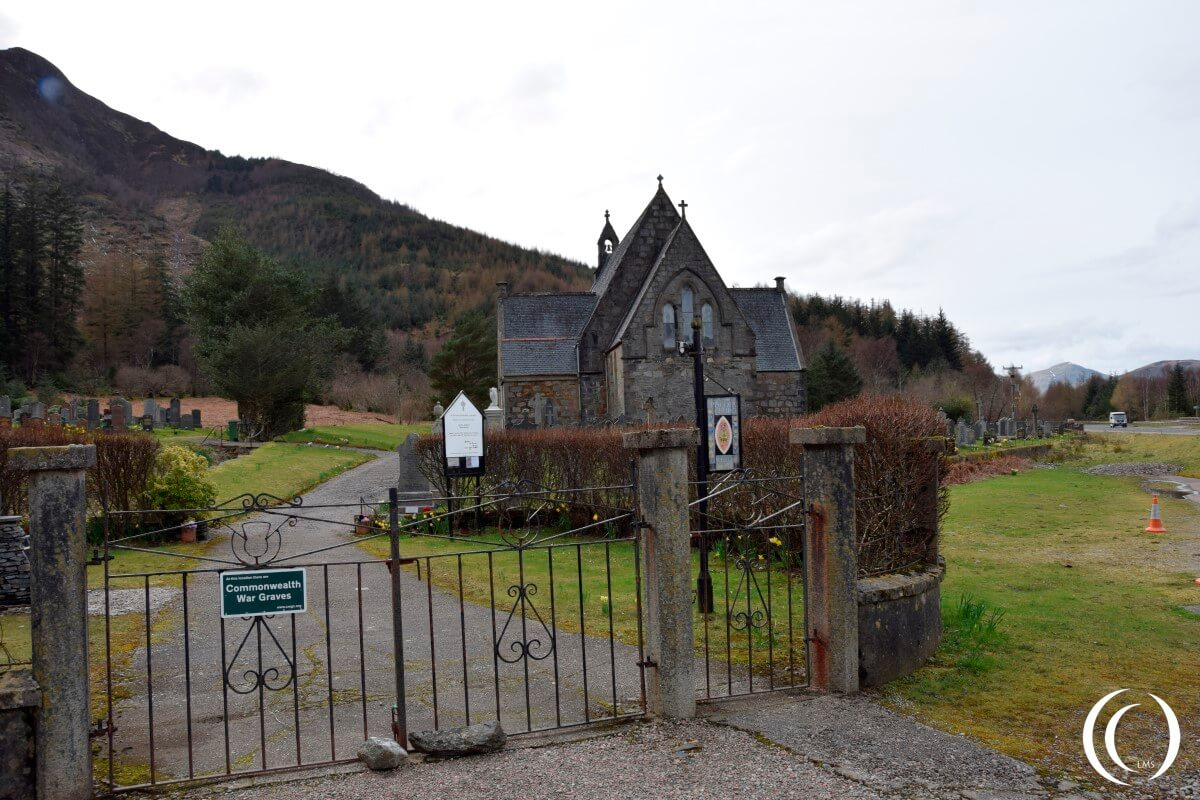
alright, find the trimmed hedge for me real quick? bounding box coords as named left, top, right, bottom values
left=416, top=394, right=947, bottom=576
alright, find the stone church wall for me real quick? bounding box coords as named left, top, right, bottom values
left=754, top=371, right=807, bottom=417
left=503, top=378, right=581, bottom=428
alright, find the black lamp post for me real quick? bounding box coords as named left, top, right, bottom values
left=684, top=315, right=715, bottom=614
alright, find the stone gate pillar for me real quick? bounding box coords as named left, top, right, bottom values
left=10, top=444, right=96, bottom=800
left=623, top=428, right=698, bottom=719
left=789, top=426, right=864, bottom=694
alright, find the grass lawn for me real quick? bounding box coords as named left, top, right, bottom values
left=277, top=423, right=430, bottom=451
left=208, top=442, right=371, bottom=503
left=357, top=528, right=805, bottom=686
left=885, top=433, right=1200, bottom=782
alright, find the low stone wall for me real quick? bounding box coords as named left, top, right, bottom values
left=0, top=668, right=38, bottom=798
left=950, top=443, right=1053, bottom=463
left=0, top=516, right=30, bottom=607
left=857, top=561, right=944, bottom=687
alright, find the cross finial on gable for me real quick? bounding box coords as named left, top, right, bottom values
left=657, top=174, right=663, bottom=186
left=678, top=199, right=687, bottom=219
left=604, top=209, right=610, bottom=221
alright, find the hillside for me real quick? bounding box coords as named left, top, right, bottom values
left=1127, top=359, right=1200, bottom=379
left=1028, top=362, right=1103, bottom=393
left=0, top=47, right=591, bottom=337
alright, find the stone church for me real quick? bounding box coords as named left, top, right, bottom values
left=496, top=178, right=806, bottom=427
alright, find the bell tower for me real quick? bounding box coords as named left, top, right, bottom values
left=596, top=210, right=619, bottom=273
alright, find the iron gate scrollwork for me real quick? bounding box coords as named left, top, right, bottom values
left=690, top=468, right=809, bottom=699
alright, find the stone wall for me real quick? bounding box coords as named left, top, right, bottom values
left=0, top=517, right=29, bottom=607
left=754, top=371, right=806, bottom=417
left=502, top=378, right=581, bottom=428
left=857, top=561, right=944, bottom=687
left=0, top=669, right=38, bottom=799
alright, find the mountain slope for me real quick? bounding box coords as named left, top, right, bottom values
left=1028, top=362, right=1104, bottom=393
left=1127, top=359, right=1200, bottom=379
left=0, top=47, right=590, bottom=336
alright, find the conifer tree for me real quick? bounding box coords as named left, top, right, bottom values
left=1167, top=364, right=1191, bottom=416
left=806, top=339, right=864, bottom=412
left=429, top=313, right=496, bottom=410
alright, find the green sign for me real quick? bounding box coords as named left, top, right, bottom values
left=220, top=568, right=307, bottom=618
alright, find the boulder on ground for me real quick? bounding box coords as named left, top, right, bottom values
left=357, top=736, right=407, bottom=770
left=408, top=720, right=506, bottom=757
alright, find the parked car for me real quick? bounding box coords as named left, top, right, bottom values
left=1109, top=411, right=1128, bottom=428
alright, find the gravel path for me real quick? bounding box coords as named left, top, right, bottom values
left=174, top=718, right=885, bottom=800
left=1084, top=463, right=1181, bottom=476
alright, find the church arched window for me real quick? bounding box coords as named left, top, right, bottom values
left=662, top=304, right=676, bottom=350
left=702, top=303, right=714, bottom=346
left=681, top=286, right=693, bottom=325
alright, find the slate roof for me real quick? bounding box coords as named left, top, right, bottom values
left=500, top=293, right=596, bottom=376
left=731, top=289, right=805, bottom=372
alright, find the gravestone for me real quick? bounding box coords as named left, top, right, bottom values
left=143, top=399, right=159, bottom=428
left=974, top=420, right=986, bottom=440
left=28, top=401, right=45, bottom=419
left=154, top=405, right=166, bottom=427
left=62, top=404, right=76, bottom=425
left=0, top=396, right=9, bottom=417
left=74, top=400, right=87, bottom=423
left=111, top=403, right=126, bottom=431
left=955, top=421, right=969, bottom=447
left=432, top=402, right=445, bottom=419
left=47, top=412, right=62, bottom=426
left=396, top=432, right=434, bottom=511
left=141, top=415, right=154, bottom=432
left=180, top=414, right=193, bottom=430
left=112, top=397, right=133, bottom=427
left=191, top=409, right=201, bottom=429
left=168, top=397, right=181, bottom=427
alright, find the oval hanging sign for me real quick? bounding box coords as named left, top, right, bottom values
left=714, top=415, right=733, bottom=454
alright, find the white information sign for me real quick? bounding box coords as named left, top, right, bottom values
left=442, top=391, right=484, bottom=468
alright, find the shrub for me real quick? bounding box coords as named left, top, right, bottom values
left=413, top=394, right=946, bottom=577
left=0, top=427, right=162, bottom=525
left=0, top=425, right=85, bottom=515
left=799, top=394, right=948, bottom=576
left=90, top=432, right=162, bottom=514
left=943, top=456, right=1032, bottom=485
left=146, top=444, right=218, bottom=524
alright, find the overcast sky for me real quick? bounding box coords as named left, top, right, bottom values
left=4, top=2, right=1198, bottom=374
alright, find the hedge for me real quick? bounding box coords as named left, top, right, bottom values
left=416, top=394, right=947, bottom=576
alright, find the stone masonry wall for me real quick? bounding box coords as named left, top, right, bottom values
left=0, top=517, right=29, bottom=606
left=754, top=371, right=807, bottom=417
left=503, top=378, right=581, bottom=428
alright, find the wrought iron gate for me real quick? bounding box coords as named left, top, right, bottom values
left=690, top=469, right=809, bottom=700
left=96, top=479, right=646, bottom=792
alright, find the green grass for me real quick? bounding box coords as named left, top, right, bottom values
left=277, top=423, right=430, bottom=451
left=885, top=440, right=1200, bottom=780
left=208, top=442, right=371, bottom=503
left=358, top=527, right=805, bottom=682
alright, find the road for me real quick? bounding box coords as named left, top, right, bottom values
left=1083, top=423, right=1200, bottom=436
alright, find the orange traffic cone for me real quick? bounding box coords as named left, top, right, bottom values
left=1145, top=494, right=1166, bottom=533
